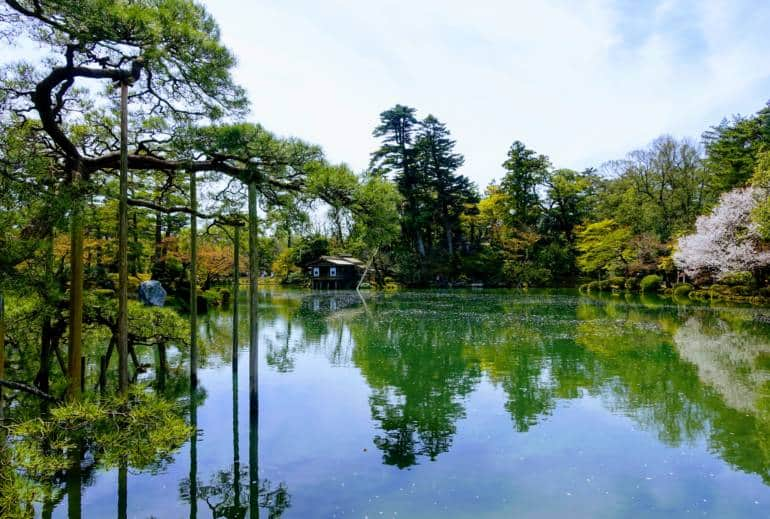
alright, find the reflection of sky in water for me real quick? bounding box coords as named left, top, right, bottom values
left=44, top=290, right=770, bottom=518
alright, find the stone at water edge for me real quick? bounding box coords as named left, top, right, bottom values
left=138, top=280, right=167, bottom=307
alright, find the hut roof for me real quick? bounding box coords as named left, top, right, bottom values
left=307, top=255, right=365, bottom=267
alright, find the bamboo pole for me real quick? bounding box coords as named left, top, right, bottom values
left=190, top=171, right=198, bottom=388
left=118, top=81, right=130, bottom=395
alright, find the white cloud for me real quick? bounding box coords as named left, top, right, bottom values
left=202, top=0, right=770, bottom=188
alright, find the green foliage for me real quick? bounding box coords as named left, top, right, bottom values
left=284, top=271, right=308, bottom=287
left=673, top=283, right=693, bottom=297
left=500, top=141, right=550, bottom=226
left=750, top=150, right=770, bottom=240
left=350, top=175, right=402, bottom=250
left=151, top=256, right=186, bottom=294
left=576, top=219, right=633, bottom=276
left=597, top=136, right=714, bottom=241
left=704, top=104, right=770, bottom=191
left=9, top=389, right=190, bottom=479
left=0, top=439, right=38, bottom=519
left=640, top=274, right=663, bottom=292
left=625, top=277, right=640, bottom=291
left=5, top=0, right=247, bottom=120
left=292, top=235, right=329, bottom=266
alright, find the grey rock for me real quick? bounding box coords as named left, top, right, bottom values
left=138, top=280, right=167, bottom=307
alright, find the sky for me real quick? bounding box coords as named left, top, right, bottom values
left=201, top=0, right=770, bottom=189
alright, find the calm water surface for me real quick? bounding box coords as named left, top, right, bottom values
left=44, top=290, right=770, bottom=517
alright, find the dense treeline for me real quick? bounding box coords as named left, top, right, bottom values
left=271, top=102, right=770, bottom=293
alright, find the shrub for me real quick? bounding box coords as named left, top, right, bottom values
left=608, top=276, right=625, bottom=289
left=673, top=283, right=693, bottom=297
left=202, top=289, right=221, bottom=307
left=689, top=289, right=710, bottom=301
left=640, top=274, right=663, bottom=292
left=709, top=284, right=730, bottom=295
left=284, top=271, right=308, bottom=286
left=624, top=277, right=639, bottom=291
left=728, top=285, right=754, bottom=296
left=719, top=271, right=755, bottom=287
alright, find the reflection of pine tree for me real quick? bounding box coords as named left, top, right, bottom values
left=353, top=306, right=481, bottom=468
left=180, top=468, right=290, bottom=519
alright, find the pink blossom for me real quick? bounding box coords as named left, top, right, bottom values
left=674, top=187, right=770, bottom=278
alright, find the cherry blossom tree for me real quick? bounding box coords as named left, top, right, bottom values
left=674, top=187, right=770, bottom=279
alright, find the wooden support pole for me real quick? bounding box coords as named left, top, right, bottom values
left=118, top=81, right=130, bottom=395
left=248, top=183, right=258, bottom=412
left=118, top=462, right=127, bottom=519
left=233, top=224, right=240, bottom=370
left=67, top=177, right=84, bottom=402
left=232, top=361, right=241, bottom=512
left=189, top=385, right=198, bottom=519
left=248, top=182, right=259, bottom=519
left=190, top=171, right=198, bottom=388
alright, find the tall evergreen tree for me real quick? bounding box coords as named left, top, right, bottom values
left=414, top=115, right=475, bottom=255
left=500, top=141, right=551, bottom=227
left=370, top=105, right=428, bottom=257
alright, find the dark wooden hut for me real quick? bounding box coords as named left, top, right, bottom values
left=306, top=255, right=365, bottom=289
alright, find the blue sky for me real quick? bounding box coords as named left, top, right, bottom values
left=201, top=0, right=770, bottom=189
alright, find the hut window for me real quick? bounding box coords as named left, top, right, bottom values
left=330, top=267, right=337, bottom=277
left=313, top=267, right=320, bottom=277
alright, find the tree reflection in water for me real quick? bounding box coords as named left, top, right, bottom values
left=269, top=291, right=770, bottom=481
left=180, top=302, right=291, bottom=518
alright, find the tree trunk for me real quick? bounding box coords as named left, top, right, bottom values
left=118, top=81, right=130, bottom=395
left=154, top=209, right=162, bottom=263
left=415, top=231, right=426, bottom=258
left=36, top=318, right=52, bottom=394
left=190, top=171, right=198, bottom=388
left=444, top=219, right=453, bottom=256
left=67, top=186, right=84, bottom=401
left=156, top=342, right=167, bottom=391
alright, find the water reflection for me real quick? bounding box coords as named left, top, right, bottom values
left=258, top=291, right=770, bottom=482
left=8, top=290, right=770, bottom=516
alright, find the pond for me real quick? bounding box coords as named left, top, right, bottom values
left=28, top=290, right=770, bottom=517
